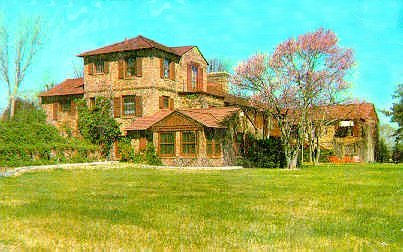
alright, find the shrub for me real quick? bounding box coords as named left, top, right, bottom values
left=144, top=144, right=162, bottom=165
left=118, top=138, right=135, bottom=162
left=77, top=97, right=121, bottom=157
left=239, top=133, right=285, bottom=168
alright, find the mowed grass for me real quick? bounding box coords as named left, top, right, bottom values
left=0, top=164, right=401, bottom=250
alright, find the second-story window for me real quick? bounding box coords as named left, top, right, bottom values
left=95, top=59, right=104, bottom=73
left=126, top=57, right=136, bottom=77
left=191, top=65, right=198, bottom=89
left=163, top=59, right=169, bottom=78
left=123, top=95, right=136, bottom=116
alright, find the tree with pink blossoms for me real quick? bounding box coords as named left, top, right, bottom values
left=232, top=28, right=354, bottom=169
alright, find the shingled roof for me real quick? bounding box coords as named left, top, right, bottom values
left=126, top=107, right=240, bottom=131
left=38, top=78, right=84, bottom=97
left=321, top=103, right=378, bottom=122
left=125, top=109, right=173, bottom=131
left=78, top=35, right=195, bottom=57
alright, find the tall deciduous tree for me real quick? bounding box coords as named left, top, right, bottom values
left=0, top=17, right=43, bottom=119
left=232, top=28, right=354, bottom=169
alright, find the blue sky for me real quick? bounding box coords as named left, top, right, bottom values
left=0, top=0, right=402, bottom=121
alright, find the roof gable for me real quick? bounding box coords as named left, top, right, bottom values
left=78, top=35, right=180, bottom=57
left=39, top=78, right=84, bottom=97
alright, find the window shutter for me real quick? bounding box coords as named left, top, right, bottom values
left=169, top=62, right=175, bottom=80
left=136, top=58, right=142, bottom=77
left=135, top=96, right=143, bottom=117
left=139, top=137, right=147, bottom=151
left=169, top=98, right=174, bottom=110
left=71, top=100, right=76, bottom=114
left=52, top=103, right=58, bottom=120
left=160, top=58, right=164, bottom=78
left=88, top=63, right=94, bottom=75
left=118, top=60, right=124, bottom=79
left=113, top=97, right=121, bottom=118
left=187, top=64, right=192, bottom=91
left=197, top=67, right=203, bottom=90
left=104, top=61, right=109, bottom=74
left=159, top=96, right=164, bottom=109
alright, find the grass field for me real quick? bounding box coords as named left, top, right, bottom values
left=0, top=164, right=401, bottom=250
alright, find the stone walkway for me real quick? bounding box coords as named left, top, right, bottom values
left=0, top=162, right=243, bottom=177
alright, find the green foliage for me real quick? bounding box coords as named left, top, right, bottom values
left=384, top=84, right=403, bottom=139
left=1, top=98, right=47, bottom=123
left=376, top=138, right=390, bottom=163
left=144, top=143, right=162, bottom=165
left=77, top=97, right=121, bottom=157
left=239, top=134, right=285, bottom=168
left=0, top=120, right=97, bottom=167
left=118, top=138, right=135, bottom=162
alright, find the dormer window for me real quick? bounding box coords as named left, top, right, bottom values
left=187, top=63, right=203, bottom=91
left=191, top=65, right=198, bottom=89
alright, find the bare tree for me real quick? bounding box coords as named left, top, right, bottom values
left=207, top=58, right=232, bottom=73
left=0, top=17, right=43, bottom=119
left=72, top=60, right=84, bottom=78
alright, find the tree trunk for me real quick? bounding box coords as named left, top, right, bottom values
left=313, top=136, right=321, bottom=166
left=9, top=94, right=15, bottom=119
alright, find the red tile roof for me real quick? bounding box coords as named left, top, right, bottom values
left=78, top=35, right=185, bottom=57
left=38, top=78, right=84, bottom=97
left=125, top=107, right=240, bottom=131
left=179, top=106, right=240, bottom=128
left=320, top=103, right=378, bottom=121
left=170, top=46, right=195, bottom=56
left=125, top=109, right=173, bottom=131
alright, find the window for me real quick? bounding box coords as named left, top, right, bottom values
left=206, top=130, right=221, bottom=156
left=161, top=96, right=169, bottom=109
left=163, top=59, right=170, bottom=78
left=95, top=59, right=104, bottom=73
left=126, top=57, right=136, bottom=77
left=123, top=95, right=136, bottom=116
left=159, top=132, right=175, bottom=156
left=61, top=100, right=71, bottom=112
left=182, top=131, right=197, bottom=155
left=191, top=65, right=198, bottom=89
left=335, top=121, right=355, bottom=138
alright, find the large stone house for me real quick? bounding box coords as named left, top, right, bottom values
left=39, top=35, right=378, bottom=165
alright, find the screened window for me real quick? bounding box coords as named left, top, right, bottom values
left=163, top=58, right=170, bottom=78
left=61, top=100, right=71, bottom=112
left=159, top=132, right=175, bottom=156
left=95, top=60, right=104, bottom=73
left=163, top=96, right=169, bottom=109
left=191, top=65, right=198, bottom=89
left=206, top=131, right=221, bottom=156
left=182, top=131, right=197, bottom=155
left=123, top=95, right=136, bottom=115
left=126, top=57, right=136, bottom=77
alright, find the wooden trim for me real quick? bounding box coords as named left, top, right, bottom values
left=118, top=60, right=124, bottom=79
left=160, top=58, right=164, bottom=79
left=136, top=57, right=142, bottom=77
left=169, top=62, right=175, bottom=80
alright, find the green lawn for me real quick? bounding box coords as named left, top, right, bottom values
left=0, top=164, right=401, bottom=250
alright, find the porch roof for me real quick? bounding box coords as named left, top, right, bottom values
left=125, top=106, right=240, bottom=131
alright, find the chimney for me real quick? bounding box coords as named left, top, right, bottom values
left=207, top=72, right=230, bottom=93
